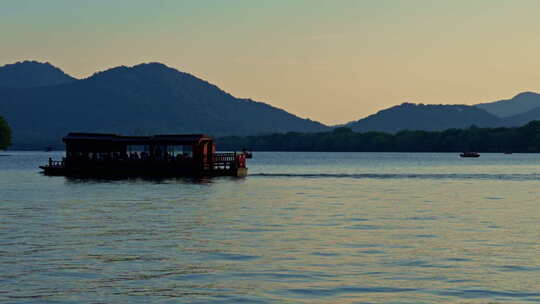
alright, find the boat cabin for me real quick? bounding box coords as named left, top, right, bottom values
left=41, top=133, right=248, bottom=177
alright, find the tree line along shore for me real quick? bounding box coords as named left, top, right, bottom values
left=217, top=121, right=540, bottom=153
left=3, top=118, right=540, bottom=153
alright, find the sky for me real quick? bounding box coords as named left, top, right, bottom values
left=2, top=0, right=540, bottom=125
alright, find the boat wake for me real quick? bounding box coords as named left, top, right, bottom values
left=252, top=172, right=540, bottom=181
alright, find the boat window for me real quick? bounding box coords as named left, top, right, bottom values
left=127, top=145, right=148, bottom=153
left=164, top=145, right=193, bottom=158
left=182, top=145, right=193, bottom=158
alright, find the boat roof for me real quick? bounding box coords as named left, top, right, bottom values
left=63, top=132, right=213, bottom=145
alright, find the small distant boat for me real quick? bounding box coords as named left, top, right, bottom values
left=504, top=151, right=513, bottom=155
left=44, top=146, right=53, bottom=152
left=460, top=152, right=480, bottom=158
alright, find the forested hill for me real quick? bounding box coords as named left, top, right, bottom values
left=0, top=62, right=329, bottom=149
left=5, top=60, right=540, bottom=150
left=0, top=61, right=76, bottom=88
left=476, top=92, right=540, bottom=117
left=344, top=103, right=504, bottom=133
left=217, top=121, right=540, bottom=153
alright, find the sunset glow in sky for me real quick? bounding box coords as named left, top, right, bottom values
left=2, top=0, right=540, bottom=124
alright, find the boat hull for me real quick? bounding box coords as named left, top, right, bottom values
left=40, top=165, right=247, bottom=178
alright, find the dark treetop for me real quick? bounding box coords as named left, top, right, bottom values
left=0, top=116, right=11, bottom=150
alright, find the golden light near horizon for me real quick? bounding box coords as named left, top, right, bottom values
left=2, top=0, right=540, bottom=125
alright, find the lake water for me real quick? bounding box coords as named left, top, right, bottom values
left=1, top=151, right=540, bottom=303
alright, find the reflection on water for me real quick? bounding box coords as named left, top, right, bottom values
left=255, top=172, right=540, bottom=181
left=1, top=151, right=540, bottom=303
left=63, top=175, right=217, bottom=185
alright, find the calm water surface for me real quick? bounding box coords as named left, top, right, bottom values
left=1, top=151, right=540, bottom=303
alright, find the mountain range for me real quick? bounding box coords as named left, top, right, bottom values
left=2, top=60, right=540, bottom=149
left=0, top=61, right=328, bottom=149
left=344, top=97, right=540, bottom=133
left=476, top=92, right=540, bottom=117
left=345, top=103, right=503, bottom=133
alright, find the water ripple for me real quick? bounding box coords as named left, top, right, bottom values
left=286, top=286, right=418, bottom=296
left=2, top=152, right=540, bottom=303
left=254, top=172, right=540, bottom=181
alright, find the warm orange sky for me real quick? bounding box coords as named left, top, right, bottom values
left=2, top=0, right=540, bottom=125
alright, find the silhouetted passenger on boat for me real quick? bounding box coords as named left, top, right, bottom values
left=155, top=147, right=162, bottom=160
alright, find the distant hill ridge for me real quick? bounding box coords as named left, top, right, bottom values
left=345, top=103, right=504, bottom=133
left=2, top=60, right=540, bottom=149
left=0, top=61, right=328, bottom=149
left=345, top=99, right=540, bottom=134
left=476, top=92, right=540, bottom=117
left=0, top=60, right=76, bottom=88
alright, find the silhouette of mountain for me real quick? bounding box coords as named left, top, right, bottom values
left=5, top=60, right=540, bottom=149
left=0, top=62, right=328, bottom=148
left=476, top=92, right=540, bottom=117
left=504, top=106, right=540, bottom=126
left=0, top=61, right=76, bottom=88
left=344, top=103, right=504, bottom=133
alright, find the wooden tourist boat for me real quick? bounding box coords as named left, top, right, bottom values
left=40, top=133, right=248, bottom=177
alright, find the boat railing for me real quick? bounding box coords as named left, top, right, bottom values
left=48, top=158, right=64, bottom=168
left=212, top=152, right=248, bottom=170
left=52, top=152, right=244, bottom=171
left=212, top=152, right=238, bottom=170
left=213, top=152, right=236, bottom=162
